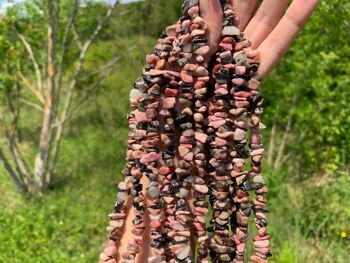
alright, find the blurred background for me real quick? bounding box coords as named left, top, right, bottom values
left=0, top=0, right=349, bottom=262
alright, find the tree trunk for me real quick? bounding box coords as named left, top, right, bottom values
left=34, top=0, right=56, bottom=190
left=267, top=122, right=276, bottom=167
left=273, top=95, right=297, bottom=171
left=274, top=117, right=292, bottom=171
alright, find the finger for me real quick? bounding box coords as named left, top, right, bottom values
left=98, top=195, right=133, bottom=263
left=99, top=240, right=114, bottom=263
left=110, top=174, right=151, bottom=262
left=114, top=196, right=134, bottom=262
left=244, top=0, right=289, bottom=49
left=122, top=178, right=150, bottom=262
left=256, top=0, right=319, bottom=78
left=199, top=0, right=223, bottom=58
left=137, top=181, right=153, bottom=263
left=230, top=0, right=261, bottom=30
left=187, top=194, right=197, bottom=257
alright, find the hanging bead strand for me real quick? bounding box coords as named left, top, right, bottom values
left=121, top=76, right=154, bottom=262
left=168, top=2, right=203, bottom=262
left=248, top=76, right=272, bottom=263
left=179, top=2, right=212, bottom=262
left=206, top=2, right=244, bottom=262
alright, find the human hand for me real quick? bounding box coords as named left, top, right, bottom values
left=200, top=0, right=320, bottom=78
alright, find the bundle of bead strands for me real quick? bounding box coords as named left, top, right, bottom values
left=99, top=0, right=271, bottom=262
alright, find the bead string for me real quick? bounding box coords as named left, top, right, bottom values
left=99, top=1, right=271, bottom=262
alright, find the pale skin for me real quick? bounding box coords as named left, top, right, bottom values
left=99, top=0, right=319, bottom=262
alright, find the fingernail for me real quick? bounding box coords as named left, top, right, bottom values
left=247, top=49, right=259, bottom=59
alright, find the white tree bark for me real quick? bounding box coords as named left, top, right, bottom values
left=34, top=0, right=57, bottom=190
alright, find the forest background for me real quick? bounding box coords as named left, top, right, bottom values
left=0, top=0, right=349, bottom=262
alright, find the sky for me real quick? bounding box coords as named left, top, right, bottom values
left=0, top=0, right=142, bottom=13
left=0, top=0, right=141, bottom=14
left=0, top=0, right=140, bottom=5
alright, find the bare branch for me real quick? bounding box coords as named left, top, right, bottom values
left=267, top=122, right=276, bottom=167
left=0, top=81, right=32, bottom=186
left=57, top=65, right=115, bottom=127
left=49, top=58, right=119, bottom=176
left=15, top=31, right=43, bottom=97
left=58, top=0, right=119, bottom=124
left=7, top=77, right=21, bottom=143
left=70, top=0, right=120, bottom=81
left=81, top=0, right=120, bottom=54
left=278, top=128, right=309, bottom=168
left=273, top=95, right=297, bottom=171
left=279, top=152, right=292, bottom=168
left=78, top=53, right=126, bottom=83
left=297, top=128, right=308, bottom=144
left=89, top=55, right=122, bottom=76
left=20, top=98, right=45, bottom=112
left=53, top=51, right=126, bottom=129
left=273, top=118, right=292, bottom=171
left=0, top=113, right=33, bottom=186
left=0, top=147, right=27, bottom=193
left=5, top=80, right=20, bottom=131
left=118, top=9, right=133, bottom=16
left=0, top=111, right=23, bottom=184
left=72, top=24, right=83, bottom=50
left=16, top=60, right=45, bottom=104
left=13, top=78, right=20, bottom=132
left=57, top=0, right=80, bottom=91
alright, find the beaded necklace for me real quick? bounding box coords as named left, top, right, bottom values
left=99, top=1, right=271, bottom=262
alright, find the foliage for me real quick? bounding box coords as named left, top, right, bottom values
left=263, top=0, right=350, bottom=176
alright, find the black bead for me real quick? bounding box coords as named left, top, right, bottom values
left=132, top=216, right=142, bottom=225
left=243, top=207, right=251, bottom=216
left=159, top=30, right=167, bottom=39
left=251, top=182, right=264, bottom=190
left=243, top=180, right=252, bottom=191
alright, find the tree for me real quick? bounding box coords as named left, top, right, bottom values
left=263, top=0, right=350, bottom=177
left=0, top=0, right=121, bottom=194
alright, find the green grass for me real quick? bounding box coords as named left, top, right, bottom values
left=0, top=36, right=349, bottom=262
left=266, top=168, right=350, bottom=263
left=0, top=120, right=126, bottom=262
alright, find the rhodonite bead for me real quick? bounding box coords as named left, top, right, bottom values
left=100, top=1, right=270, bottom=262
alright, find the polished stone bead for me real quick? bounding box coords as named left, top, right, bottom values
left=182, top=0, right=199, bottom=14
left=222, top=26, right=240, bottom=36
left=176, top=245, right=191, bottom=260
left=194, top=184, right=209, bottom=194
left=148, top=186, right=160, bottom=199
left=194, top=45, right=209, bottom=55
